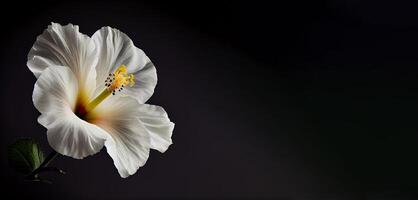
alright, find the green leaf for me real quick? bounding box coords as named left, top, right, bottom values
left=8, top=138, right=45, bottom=175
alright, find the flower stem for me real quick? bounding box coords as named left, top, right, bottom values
left=25, top=150, right=60, bottom=180
left=41, top=150, right=59, bottom=167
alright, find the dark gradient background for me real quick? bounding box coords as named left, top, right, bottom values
left=1, top=0, right=418, bottom=199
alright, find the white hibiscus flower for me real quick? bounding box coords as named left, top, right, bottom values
left=27, top=23, right=174, bottom=178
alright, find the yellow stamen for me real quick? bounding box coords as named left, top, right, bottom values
left=86, top=65, right=135, bottom=112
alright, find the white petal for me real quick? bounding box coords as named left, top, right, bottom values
left=33, top=66, right=107, bottom=159
left=93, top=97, right=173, bottom=177
left=92, top=26, right=157, bottom=103
left=137, top=104, right=174, bottom=153
left=94, top=97, right=151, bottom=178
left=27, top=22, right=97, bottom=97
left=104, top=122, right=150, bottom=178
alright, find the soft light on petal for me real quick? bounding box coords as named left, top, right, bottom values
left=137, top=104, right=174, bottom=153
left=33, top=66, right=108, bottom=159
left=93, top=97, right=151, bottom=178
left=92, top=26, right=157, bottom=104
left=104, top=122, right=151, bottom=178
left=93, top=96, right=174, bottom=177
left=28, top=22, right=97, bottom=97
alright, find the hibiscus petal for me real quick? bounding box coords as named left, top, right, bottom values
left=137, top=104, right=174, bottom=153
left=104, top=122, right=150, bottom=178
left=27, top=22, right=97, bottom=97
left=92, top=26, right=157, bottom=104
left=33, top=66, right=108, bottom=159
left=94, top=97, right=150, bottom=178
left=93, top=96, right=173, bottom=177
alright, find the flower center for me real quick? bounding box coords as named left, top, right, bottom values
left=87, top=65, right=135, bottom=111
left=74, top=65, right=135, bottom=120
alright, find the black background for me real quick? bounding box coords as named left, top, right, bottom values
left=1, top=0, right=418, bottom=199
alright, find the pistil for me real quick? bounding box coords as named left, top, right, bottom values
left=85, top=65, right=135, bottom=112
